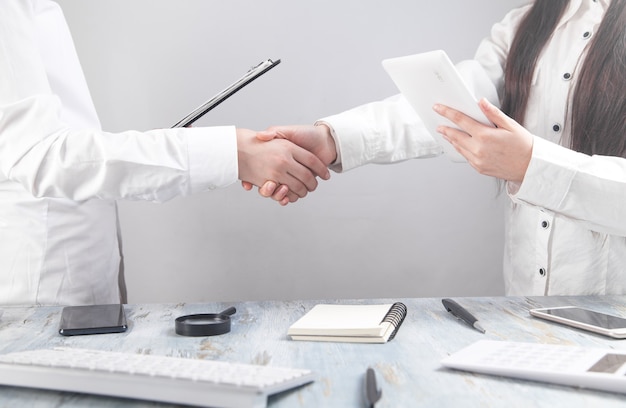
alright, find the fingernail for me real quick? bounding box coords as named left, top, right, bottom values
left=433, top=104, right=441, bottom=112
left=261, top=181, right=276, bottom=196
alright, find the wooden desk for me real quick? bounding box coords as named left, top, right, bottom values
left=1, top=296, right=626, bottom=407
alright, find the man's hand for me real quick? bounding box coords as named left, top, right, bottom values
left=241, top=124, right=337, bottom=205
left=237, top=128, right=330, bottom=204
left=258, top=124, right=337, bottom=166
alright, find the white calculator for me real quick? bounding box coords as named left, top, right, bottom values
left=441, top=340, right=626, bottom=394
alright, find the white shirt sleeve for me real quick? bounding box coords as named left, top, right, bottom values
left=319, top=94, right=442, bottom=173
left=508, top=136, right=626, bottom=236
left=0, top=0, right=237, bottom=203
left=472, top=5, right=531, bottom=102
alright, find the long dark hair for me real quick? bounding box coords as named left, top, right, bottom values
left=502, top=0, right=626, bottom=157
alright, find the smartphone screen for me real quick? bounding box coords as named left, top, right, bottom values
left=530, top=306, right=626, bottom=339
left=59, top=304, right=128, bottom=336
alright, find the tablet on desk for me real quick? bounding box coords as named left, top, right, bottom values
left=382, top=50, right=493, bottom=162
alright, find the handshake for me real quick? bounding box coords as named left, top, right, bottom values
left=237, top=124, right=337, bottom=206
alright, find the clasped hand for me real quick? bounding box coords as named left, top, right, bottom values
left=237, top=127, right=333, bottom=205
left=240, top=125, right=337, bottom=206
left=242, top=98, right=534, bottom=206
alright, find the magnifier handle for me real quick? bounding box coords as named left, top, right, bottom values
left=221, top=306, right=237, bottom=316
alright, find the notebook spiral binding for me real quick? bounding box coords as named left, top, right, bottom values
left=381, top=302, right=408, bottom=341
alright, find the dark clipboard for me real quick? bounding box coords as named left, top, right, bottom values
left=171, top=58, right=281, bottom=128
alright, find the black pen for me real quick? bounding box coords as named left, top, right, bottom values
left=364, top=367, right=382, bottom=408
left=442, top=298, right=485, bottom=333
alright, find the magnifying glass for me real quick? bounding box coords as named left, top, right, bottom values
left=175, top=307, right=237, bottom=337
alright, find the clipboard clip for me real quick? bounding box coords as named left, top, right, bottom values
left=172, top=58, right=281, bottom=128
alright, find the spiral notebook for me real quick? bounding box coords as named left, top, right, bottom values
left=288, top=302, right=407, bottom=343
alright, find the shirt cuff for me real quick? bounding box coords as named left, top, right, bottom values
left=185, top=125, right=238, bottom=192
left=314, top=120, right=342, bottom=170
left=317, top=109, right=381, bottom=173
left=507, top=136, right=583, bottom=210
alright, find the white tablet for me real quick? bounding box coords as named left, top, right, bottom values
left=382, top=50, right=492, bottom=162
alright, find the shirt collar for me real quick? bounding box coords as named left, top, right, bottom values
left=557, top=0, right=609, bottom=30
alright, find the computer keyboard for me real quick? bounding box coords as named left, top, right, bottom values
left=0, top=347, right=315, bottom=408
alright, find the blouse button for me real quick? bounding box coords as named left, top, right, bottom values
left=541, top=220, right=550, bottom=229
left=563, top=72, right=572, bottom=81
left=552, top=123, right=562, bottom=133
left=539, top=268, right=547, bottom=277
left=583, top=31, right=592, bottom=40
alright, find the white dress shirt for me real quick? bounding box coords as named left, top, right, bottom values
left=322, top=0, right=622, bottom=296
left=0, top=0, right=238, bottom=305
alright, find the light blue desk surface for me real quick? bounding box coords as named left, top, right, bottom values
left=1, top=296, right=626, bottom=407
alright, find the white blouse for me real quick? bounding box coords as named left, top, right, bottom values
left=322, top=0, right=623, bottom=296
left=0, top=1, right=238, bottom=305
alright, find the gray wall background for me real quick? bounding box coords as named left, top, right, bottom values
left=56, top=0, right=526, bottom=303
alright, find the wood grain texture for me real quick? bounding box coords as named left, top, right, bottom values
left=1, top=296, right=626, bottom=407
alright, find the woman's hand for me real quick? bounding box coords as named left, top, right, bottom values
left=241, top=124, right=336, bottom=205
left=236, top=128, right=330, bottom=205
left=434, top=98, right=533, bottom=183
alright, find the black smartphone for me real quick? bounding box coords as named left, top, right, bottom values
left=530, top=306, right=626, bottom=339
left=59, top=304, right=128, bottom=336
